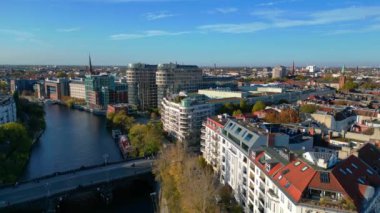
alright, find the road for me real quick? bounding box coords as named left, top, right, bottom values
left=0, top=159, right=153, bottom=208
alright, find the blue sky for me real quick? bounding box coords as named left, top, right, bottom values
left=0, top=0, right=380, bottom=66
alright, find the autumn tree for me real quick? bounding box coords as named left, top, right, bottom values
left=153, top=143, right=218, bottom=213
left=279, top=108, right=300, bottom=123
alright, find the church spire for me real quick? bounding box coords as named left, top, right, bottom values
left=89, top=54, right=93, bottom=74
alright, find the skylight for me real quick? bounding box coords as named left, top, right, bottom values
left=351, top=163, right=358, bottom=169
left=278, top=175, right=283, bottom=180
left=301, top=166, right=309, bottom=172
left=358, top=178, right=365, bottom=184
left=339, top=168, right=347, bottom=175
left=367, top=169, right=374, bottom=175
left=294, top=161, right=301, bottom=166
left=285, top=182, right=291, bottom=188
left=346, top=168, right=353, bottom=174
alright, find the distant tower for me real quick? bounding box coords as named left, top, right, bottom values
left=339, top=75, right=346, bottom=89
left=88, top=54, right=94, bottom=75
left=292, top=61, right=295, bottom=75
left=341, top=65, right=345, bottom=74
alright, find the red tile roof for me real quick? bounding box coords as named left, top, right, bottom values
left=272, top=160, right=316, bottom=202
left=309, top=171, right=346, bottom=193
left=332, top=155, right=380, bottom=209
left=358, top=143, right=380, bottom=174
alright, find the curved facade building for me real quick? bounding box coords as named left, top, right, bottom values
left=126, top=63, right=157, bottom=111
left=156, top=63, right=202, bottom=107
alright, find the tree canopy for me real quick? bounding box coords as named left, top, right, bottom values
left=300, top=104, right=319, bottom=114
left=252, top=101, right=266, bottom=113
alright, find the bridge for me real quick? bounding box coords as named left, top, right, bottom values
left=0, top=159, right=153, bottom=208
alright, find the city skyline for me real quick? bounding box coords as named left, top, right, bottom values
left=1, top=0, right=380, bottom=66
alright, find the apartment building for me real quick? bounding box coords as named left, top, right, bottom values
left=69, top=78, right=86, bottom=100
left=126, top=63, right=157, bottom=111
left=201, top=116, right=380, bottom=213
left=156, top=63, right=203, bottom=107
left=0, top=95, right=17, bottom=124
left=161, top=94, right=214, bottom=147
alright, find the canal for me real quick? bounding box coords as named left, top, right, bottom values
left=21, top=104, right=154, bottom=212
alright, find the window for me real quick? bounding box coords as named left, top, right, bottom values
left=351, top=163, right=358, bottom=169
left=235, top=127, right=242, bottom=134
left=278, top=175, right=283, bottom=180
left=244, top=133, right=253, bottom=141
left=285, top=182, right=291, bottom=188
left=339, top=168, right=347, bottom=175
left=320, top=172, right=330, bottom=183
left=346, top=168, right=353, bottom=174
left=294, top=161, right=301, bottom=166
left=287, top=201, right=292, bottom=212
left=280, top=193, right=284, bottom=203
left=301, top=166, right=309, bottom=172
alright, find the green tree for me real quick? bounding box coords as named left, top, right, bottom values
left=112, top=111, right=135, bottom=132
left=0, top=122, right=33, bottom=183
left=232, top=109, right=242, bottom=116
left=252, top=101, right=266, bottom=113
left=300, top=104, right=318, bottom=113
left=239, top=99, right=249, bottom=112
left=342, top=80, right=358, bottom=92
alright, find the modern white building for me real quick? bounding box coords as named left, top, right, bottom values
left=69, top=78, right=86, bottom=100
left=0, top=96, right=17, bottom=124
left=306, top=65, right=320, bottom=73
left=161, top=93, right=214, bottom=147
left=201, top=116, right=380, bottom=213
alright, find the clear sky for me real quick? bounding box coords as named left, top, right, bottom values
left=0, top=0, right=380, bottom=66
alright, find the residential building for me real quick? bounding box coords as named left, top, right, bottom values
left=161, top=93, right=214, bottom=147
left=0, top=95, right=17, bottom=124
left=201, top=116, right=380, bottom=213
left=156, top=63, right=203, bottom=107
left=69, top=78, right=86, bottom=100
left=44, top=78, right=69, bottom=101
left=272, top=66, right=287, bottom=79
left=126, top=63, right=157, bottom=111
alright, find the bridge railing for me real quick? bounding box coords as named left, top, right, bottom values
left=0, top=157, right=151, bottom=189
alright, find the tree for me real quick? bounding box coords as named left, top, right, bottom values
left=0, top=122, right=33, bottom=183
left=264, top=110, right=279, bottom=123
left=153, top=143, right=218, bottom=213
left=239, top=99, right=249, bottom=112
left=300, top=104, right=318, bottom=113
left=342, top=80, right=358, bottom=92
left=252, top=101, right=266, bottom=113
left=279, top=108, right=300, bottom=123
left=56, top=71, right=68, bottom=78
left=232, top=109, right=242, bottom=116
left=112, top=111, right=135, bottom=132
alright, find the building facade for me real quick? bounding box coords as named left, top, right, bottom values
left=44, top=78, right=69, bottom=101
left=10, top=79, right=37, bottom=94
left=69, top=78, right=86, bottom=100
left=156, top=63, right=203, bottom=107
left=84, top=74, right=115, bottom=110
left=161, top=94, right=214, bottom=147
left=0, top=96, right=17, bottom=124
left=201, top=116, right=380, bottom=213
left=126, top=63, right=157, bottom=111
left=272, top=66, right=287, bottom=79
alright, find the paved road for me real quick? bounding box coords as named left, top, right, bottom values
left=0, top=159, right=153, bottom=208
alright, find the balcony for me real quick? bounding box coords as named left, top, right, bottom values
left=259, top=184, right=265, bottom=194
left=258, top=196, right=265, bottom=206
left=267, top=188, right=279, bottom=201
